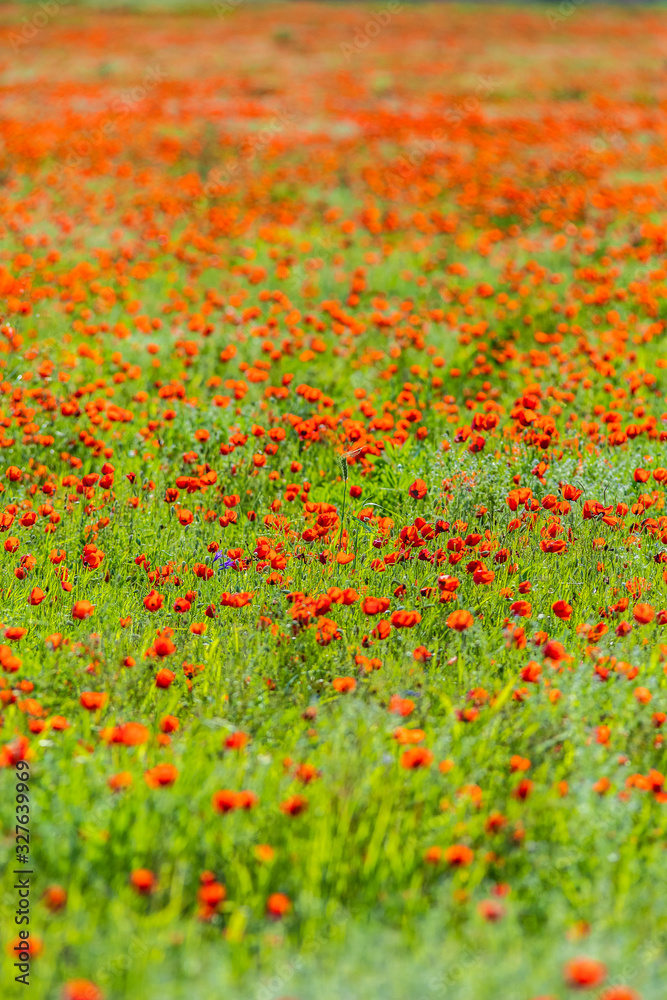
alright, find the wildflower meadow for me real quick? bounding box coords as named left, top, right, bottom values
left=1, top=3, right=667, bottom=998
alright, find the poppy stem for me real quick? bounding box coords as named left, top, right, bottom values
left=338, top=456, right=348, bottom=552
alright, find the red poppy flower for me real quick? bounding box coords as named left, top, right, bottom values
left=478, top=899, right=505, bottom=921
left=552, top=600, right=573, bottom=620
left=408, top=479, right=427, bottom=499
left=62, top=981, right=104, bottom=1000
left=72, top=601, right=95, bottom=620
left=362, top=596, right=390, bottom=616
left=143, top=590, right=164, bottom=612
left=280, top=795, right=308, bottom=816
left=266, top=892, right=291, bottom=918
left=43, top=885, right=67, bottom=911
left=543, top=640, right=567, bottom=661
left=443, top=844, right=474, bottom=866
left=413, top=645, right=432, bottom=661
left=114, top=723, right=149, bottom=746
left=225, top=731, right=249, bottom=750
left=144, top=764, right=178, bottom=788
left=564, top=958, right=606, bottom=989
left=332, top=676, right=356, bottom=692
left=108, top=772, right=133, bottom=791
left=154, top=633, right=176, bottom=656
left=198, top=880, right=226, bottom=912
left=155, top=668, right=175, bottom=688
left=391, top=610, right=421, bottom=628
left=130, top=869, right=155, bottom=894
left=80, top=692, right=107, bottom=711
left=401, top=747, right=433, bottom=769
left=633, top=603, right=655, bottom=624
left=446, top=610, right=474, bottom=631
left=389, top=695, right=415, bottom=716
left=8, top=933, right=43, bottom=958
left=212, top=789, right=238, bottom=813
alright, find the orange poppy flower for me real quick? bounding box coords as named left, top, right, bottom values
left=130, top=869, right=155, bottom=894
left=114, top=723, right=149, bottom=746
left=520, top=662, right=541, bottom=683
left=155, top=668, right=175, bottom=688
left=144, top=764, right=178, bottom=788
left=408, top=479, right=427, bottom=499
left=552, top=600, right=573, bottom=620
left=108, top=772, right=133, bottom=791
left=513, top=778, right=533, bottom=800
left=391, top=610, right=422, bottom=628
left=266, top=892, right=291, bottom=918
left=543, top=640, right=567, bottom=661
left=478, top=899, right=505, bottom=921
left=332, top=676, right=356, bottom=693
left=446, top=610, right=474, bottom=631
left=443, top=844, right=474, bottom=867
left=389, top=695, right=415, bottom=716
left=362, top=596, right=390, bottom=615
left=212, top=789, right=238, bottom=813
left=72, top=601, right=95, bottom=620
left=280, top=795, right=308, bottom=816
left=412, top=645, right=432, bottom=661
left=563, top=958, right=606, bottom=989
left=5, top=627, right=27, bottom=641
left=62, top=981, right=103, bottom=1000
left=225, top=731, right=249, bottom=750
left=394, top=727, right=425, bottom=745
left=80, top=691, right=107, bottom=711
left=43, top=885, right=67, bottom=911
left=400, top=747, right=433, bottom=769
left=8, top=933, right=43, bottom=958
left=633, top=603, right=655, bottom=624
left=154, top=636, right=175, bottom=658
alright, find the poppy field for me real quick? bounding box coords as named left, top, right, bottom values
left=2, top=3, right=667, bottom=997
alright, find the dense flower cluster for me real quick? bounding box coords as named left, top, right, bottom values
left=0, top=4, right=666, bottom=998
